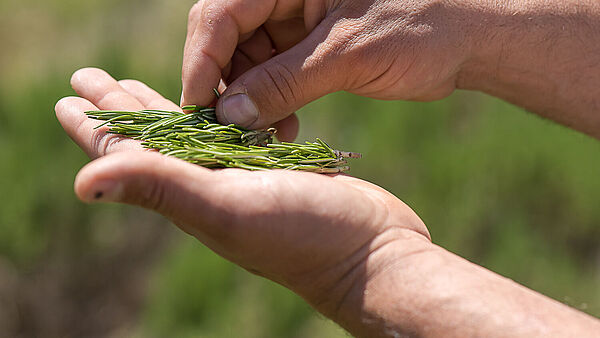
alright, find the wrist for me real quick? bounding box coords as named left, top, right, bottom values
left=327, top=230, right=600, bottom=338
left=316, top=228, right=435, bottom=336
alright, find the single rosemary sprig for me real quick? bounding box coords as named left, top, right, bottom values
left=85, top=105, right=360, bottom=173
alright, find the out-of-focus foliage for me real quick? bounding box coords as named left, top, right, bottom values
left=0, top=0, right=597, bottom=336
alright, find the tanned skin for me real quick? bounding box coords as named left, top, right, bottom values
left=56, top=0, right=600, bottom=336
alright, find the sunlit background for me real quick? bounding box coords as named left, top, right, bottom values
left=0, top=0, right=598, bottom=336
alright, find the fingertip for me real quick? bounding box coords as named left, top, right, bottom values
left=73, top=151, right=223, bottom=220
left=74, top=160, right=98, bottom=203
left=216, top=57, right=305, bottom=129
left=55, top=96, right=76, bottom=127
left=74, top=152, right=139, bottom=203
left=216, top=92, right=260, bottom=127
left=54, top=96, right=95, bottom=128
left=70, top=67, right=106, bottom=88
left=181, top=51, right=223, bottom=107
left=70, top=68, right=86, bottom=88
left=78, top=178, right=121, bottom=204
left=55, top=96, right=74, bottom=118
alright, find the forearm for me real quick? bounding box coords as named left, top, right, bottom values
left=457, top=0, right=600, bottom=138
left=332, top=231, right=599, bottom=337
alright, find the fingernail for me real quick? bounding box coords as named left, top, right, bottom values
left=180, top=90, right=185, bottom=106
left=87, top=180, right=123, bottom=203
left=221, top=93, right=259, bottom=127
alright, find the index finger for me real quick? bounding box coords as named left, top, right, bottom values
left=181, top=0, right=281, bottom=106
left=58, top=68, right=148, bottom=158
left=55, top=96, right=143, bottom=158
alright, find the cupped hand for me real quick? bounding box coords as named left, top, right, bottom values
left=182, top=0, right=470, bottom=130
left=56, top=68, right=431, bottom=316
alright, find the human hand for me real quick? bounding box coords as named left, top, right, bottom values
left=56, top=67, right=431, bottom=318
left=188, top=0, right=600, bottom=139
left=182, top=0, right=471, bottom=131
left=58, top=69, right=600, bottom=337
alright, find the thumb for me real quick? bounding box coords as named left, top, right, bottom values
left=217, top=19, right=344, bottom=129
left=74, top=151, right=230, bottom=238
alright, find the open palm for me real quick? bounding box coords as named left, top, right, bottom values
left=56, top=67, right=431, bottom=315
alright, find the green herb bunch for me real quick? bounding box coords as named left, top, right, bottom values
left=85, top=104, right=360, bottom=173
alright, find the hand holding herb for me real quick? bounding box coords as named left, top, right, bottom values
left=56, top=68, right=600, bottom=338
left=56, top=67, right=431, bottom=333
left=183, top=0, right=600, bottom=139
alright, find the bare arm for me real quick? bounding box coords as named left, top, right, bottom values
left=459, top=0, right=600, bottom=138
left=59, top=69, right=600, bottom=338
left=331, top=233, right=600, bottom=337
left=58, top=0, right=600, bottom=335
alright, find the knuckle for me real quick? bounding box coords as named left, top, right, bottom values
left=330, top=17, right=370, bottom=50
left=259, top=61, right=300, bottom=109
left=188, top=1, right=203, bottom=22
left=201, top=3, right=227, bottom=27
left=200, top=2, right=242, bottom=35
left=318, top=21, right=376, bottom=89
left=135, top=178, right=171, bottom=214
left=330, top=20, right=377, bottom=66
left=117, top=79, right=142, bottom=88
left=118, top=170, right=174, bottom=216
left=96, top=90, right=130, bottom=108
left=90, top=131, right=125, bottom=157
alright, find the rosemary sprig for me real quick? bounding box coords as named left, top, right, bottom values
left=85, top=105, right=360, bottom=173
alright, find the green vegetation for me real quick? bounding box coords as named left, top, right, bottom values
left=86, top=106, right=359, bottom=173
left=0, top=0, right=598, bottom=336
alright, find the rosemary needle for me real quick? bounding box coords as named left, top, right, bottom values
left=86, top=105, right=360, bottom=173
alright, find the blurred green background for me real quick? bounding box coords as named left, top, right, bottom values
left=0, top=0, right=598, bottom=337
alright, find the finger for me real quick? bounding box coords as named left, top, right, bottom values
left=228, top=49, right=262, bottom=84
left=71, top=67, right=145, bottom=111
left=181, top=0, right=283, bottom=107
left=227, top=27, right=275, bottom=82
left=216, top=17, right=343, bottom=129
left=55, top=97, right=142, bottom=158
left=272, top=113, right=299, bottom=142
left=185, top=1, right=204, bottom=54
left=264, top=18, right=308, bottom=53
left=238, top=27, right=275, bottom=64
left=74, top=151, right=239, bottom=243
left=118, top=79, right=182, bottom=111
